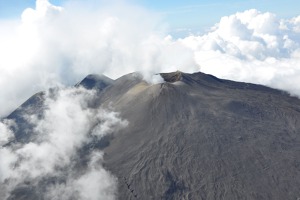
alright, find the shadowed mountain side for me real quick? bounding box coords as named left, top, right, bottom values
left=5, top=74, right=114, bottom=143
left=75, top=74, right=114, bottom=91
left=3, top=71, right=300, bottom=200
left=6, top=91, right=46, bottom=143
left=99, top=72, right=300, bottom=200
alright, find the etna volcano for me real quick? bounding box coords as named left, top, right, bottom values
left=2, top=71, right=300, bottom=200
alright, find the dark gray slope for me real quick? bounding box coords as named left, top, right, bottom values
left=4, top=71, right=300, bottom=200
left=99, top=71, right=300, bottom=200
left=75, top=74, right=113, bottom=91
left=6, top=91, right=45, bottom=143
left=5, top=74, right=113, bottom=143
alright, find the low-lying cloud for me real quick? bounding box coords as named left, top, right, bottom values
left=0, top=86, right=128, bottom=199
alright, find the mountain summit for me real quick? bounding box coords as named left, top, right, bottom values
left=3, top=71, right=300, bottom=200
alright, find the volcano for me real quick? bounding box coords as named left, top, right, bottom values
left=3, top=71, right=300, bottom=200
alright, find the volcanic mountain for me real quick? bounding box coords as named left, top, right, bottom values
left=3, top=71, right=300, bottom=200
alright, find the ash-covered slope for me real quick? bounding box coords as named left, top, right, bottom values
left=100, top=71, right=300, bottom=200
left=4, top=71, right=300, bottom=200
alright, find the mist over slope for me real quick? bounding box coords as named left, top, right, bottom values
left=1, top=79, right=127, bottom=200
left=2, top=71, right=300, bottom=199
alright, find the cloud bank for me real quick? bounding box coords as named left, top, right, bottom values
left=1, top=1, right=300, bottom=117
left=180, top=9, right=300, bottom=96
left=0, top=86, right=128, bottom=199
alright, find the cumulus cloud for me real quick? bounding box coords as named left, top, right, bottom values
left=0, top=86, right=128, bottom=199
left=2, top=0, right=299, bottom=119
left=1, top=2, right=300, bottom=117
left=180, top=9, right=300, bottom=96
left=0, top=0, right=197, bottom=117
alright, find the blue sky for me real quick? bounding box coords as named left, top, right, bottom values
left=0, top=0, right=299, bottom=35
left=137, top=0, right=299, bottom=35
left=0, top=0, right=58, bottom=17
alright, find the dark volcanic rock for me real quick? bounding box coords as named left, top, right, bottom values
left=99, top=72, right=300, bottom=200
left=160, top=71, right=182, bottom=83
left=75, top=74, right=113, bottom=91
left=4, top=71, right=300, bottom=200
left=6, top=91, right=45, bottom=143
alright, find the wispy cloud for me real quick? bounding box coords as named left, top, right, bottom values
left=0, top=86, right=128, bottom=199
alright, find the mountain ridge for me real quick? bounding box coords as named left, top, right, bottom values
left=2, top=71, right=300, bottom=199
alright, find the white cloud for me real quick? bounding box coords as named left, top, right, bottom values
left=180, top=9, right=300, bottom=96
left=1, top=1, right=300, bottom=199
left=0, top=0, right=197, bottom=117
left=0, top=120, right=15, bottom=146
left=44, top=151, right=117, bottom=200
left=0, top=86, right=128, bottom=199
left=1, top=2, right=300, bottom=118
